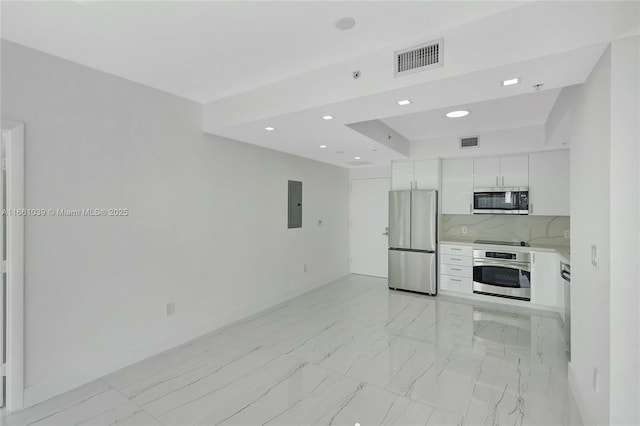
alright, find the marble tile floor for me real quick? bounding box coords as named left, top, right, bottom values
left=3, top=274, right=583, bottom=426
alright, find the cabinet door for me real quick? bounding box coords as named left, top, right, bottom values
left=473, top=157, right=500, bottom=188
left=500, top=155, right=529, bottom=187
left=440, top=274, right=473, bottom=294
left=530, top=252, right=563, bottom=309
left=413, top=159, right=440, bottom=190
left=391, top=161, right=414, bottom=190
left=529, top=150, right=569, bottom=216
left=442, top=158, right=474, bottom=214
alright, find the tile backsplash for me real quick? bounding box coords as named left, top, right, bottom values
left=441, top=214, right=570, bottom=247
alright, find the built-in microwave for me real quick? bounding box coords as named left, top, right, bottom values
left=473, top=187, right=529, bottom=215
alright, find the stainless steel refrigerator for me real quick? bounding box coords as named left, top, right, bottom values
left=388, top=190, right=437, bottom=295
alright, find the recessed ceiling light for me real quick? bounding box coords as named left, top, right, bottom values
left=335, top=17, right=356, bottom=30
left=319, top=145, right=327, bottom=148
left=264, top=126, right=275, bottom=131
left=502, top=78, right=520, bottom=86
left=354, top=156, right=361, bottom=160
left=446, top=110, right=469, bottom=118
left=397, top=99, right=412, bottom=106
left=322, top=115, right=334, bottom=120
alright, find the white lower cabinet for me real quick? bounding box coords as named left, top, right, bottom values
left=440, top=254, right=472, bottom=267
left=441, top=264, right=472, bottom=277
left=440, top=275, right=473, bottom=293
left=531, top=251, right=564, bottom=309
left=439, top=244, right=473, bottom=294
left=440, top=244, right=472, bottom=257
left=438, top=244, right=566, bottom=312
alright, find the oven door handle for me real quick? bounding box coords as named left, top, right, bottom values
left=473, top=259, right=531, bottom=271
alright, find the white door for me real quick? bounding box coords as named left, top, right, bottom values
left=350, top=178, right=390, bottom=277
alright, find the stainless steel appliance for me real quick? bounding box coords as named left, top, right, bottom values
left=388, top=190, right=437, bottom=295
left=560, top=261, right=571, bottom=359
left=473, top=187, right=529, bottom=214
left=473, top=249, right=531, bottom=300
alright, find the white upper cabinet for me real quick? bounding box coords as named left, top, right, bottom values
left=529, top=150, right=570, bottom=216
left=391, top=159, right=440, bottom=190
left=442, top=158, right=474, bottom=214
left=391, top=161, right=414, bottom=190
left=473, top=155, right=528, bottom=188
left=500, top=155, right=529, bottom=187
left=473, top=157, right=500, bottom=187
left=413, top=159, right=440, bottom=190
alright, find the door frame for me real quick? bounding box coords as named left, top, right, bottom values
left=1, top=119, right=25, bottom=411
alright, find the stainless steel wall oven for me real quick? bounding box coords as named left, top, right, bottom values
left=473, top=249, right=531, bottom=300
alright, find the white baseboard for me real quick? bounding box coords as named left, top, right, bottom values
left=438, top=289, right=563, bottom=315
left=568, top=361, right=596, bottom=426
left=23, top=274, right=348, bottom=409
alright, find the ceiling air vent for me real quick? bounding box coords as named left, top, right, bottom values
left=460, top=136, right=479, bottom=149
left=394, top=39, right=443, bottom=77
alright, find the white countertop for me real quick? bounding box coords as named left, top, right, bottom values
left=440, top=239, right=570, bottom=263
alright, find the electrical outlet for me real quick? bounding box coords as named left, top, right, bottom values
left=564, top=230, right=570, bottom=239
left=462, top=226, right=468, bottom=234
left=593, top=368, right=600, bottom=393
left=165, top=302, right=175, bottom=316
left=591, top=245, right=599, bottom=268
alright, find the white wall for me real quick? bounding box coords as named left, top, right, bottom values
left=545, top=85, right=579, bottom=148
left=410, top=125, right=546, bottom=159
left=609, top=35, right=639, bottom=425
left=349, top=165, right=391, bottom=180
left=569, top=44, right=611, bottom=426
left=1, top=40, right=350, bottom=406
left=568, top=36, right=640, bottom=426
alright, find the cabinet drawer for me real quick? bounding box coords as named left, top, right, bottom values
left=440, top=244, right=472, bottom=257
left=440, top=254, right=472, bottom=267
left=440, top=264, right=472, bottom=278
left=440, top=274, right=473, bottom=294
